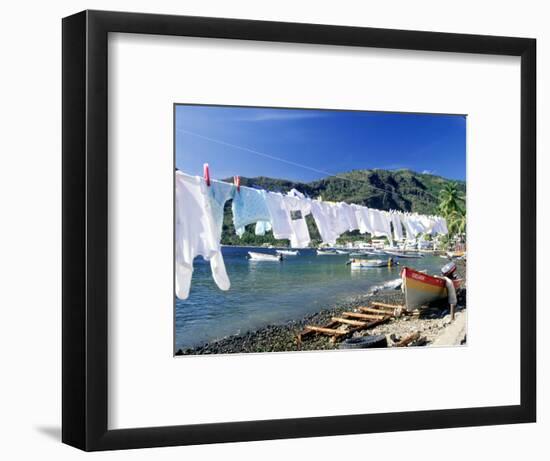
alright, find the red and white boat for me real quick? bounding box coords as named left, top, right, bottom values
left=401, top=267, right=462, bottom=309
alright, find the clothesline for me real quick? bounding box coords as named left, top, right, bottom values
left=174, top=168, right=448, bottom=300
left=176, top=128, right=441, bottom=201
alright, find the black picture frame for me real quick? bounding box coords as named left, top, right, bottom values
left=62, top=10, right=536, bottom=451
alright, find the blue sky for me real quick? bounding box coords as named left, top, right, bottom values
left=175, top=105, right=466, bottom=182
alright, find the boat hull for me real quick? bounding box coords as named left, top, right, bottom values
left=248, top=251, right=282, bottom=261
left=385, top=251, right=424, bottom=258
left=350, top=259, right=396, bottom=269
left=401, top=267, right=461, bottom=309
left=276, top=249, right=299, bottom=256
left=317, top=250, right=338, bottom=255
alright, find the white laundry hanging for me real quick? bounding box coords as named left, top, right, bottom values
left=174, top=172, right=233, bottom=300
left=401, top=213, right=419, bottom=238
left=410, top=214, right=427, bottom=236
left=310, top=200, right=340, bottom=245
left=232, top=186, right=271, bottom=237
left=254, top=220, right=272, bottom=236
left=264, top=191, right=294, bottom=241
left=353, top=205, right=373, bottom=235
left=434, top=216, right=449, bottom=235
left=368, top=209, right=391, bottom=239
left=416, top=215, right=435, bottom=234
left=282, top=190, right=312, bottom=248
left=336, top=202, right=359, bottom=233
left=390, top=212, right=404, bottom=241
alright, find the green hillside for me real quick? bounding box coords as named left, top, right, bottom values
left=220, top=169, right=466, bottom=246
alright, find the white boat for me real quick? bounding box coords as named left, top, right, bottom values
left=384, top=250, right=424, bottom=259
left=276, top=249, right=299, bottom=256
left=317, top=249, right=339, bottom=255
left=349, top=258, right=398, bottom=269
left=248, top=251, right=283, bottom=261
left=336, top=249, right=349, bottom=254
left=446, top=250, right=466, bottom=259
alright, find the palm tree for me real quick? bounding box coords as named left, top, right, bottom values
left=438, top=182, right=465, bottom=218
left=447, top=209, right=466, bottom=236
left=438, top=182, right=466, bottom=243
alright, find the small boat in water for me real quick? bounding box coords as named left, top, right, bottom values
left=401, top=266, right=461, bottom=309
left=276, top=249, right=299, bottom=256
left=385, top=250, right=424, bottom=258
left=336, top=249, right=349, bottom=254
left=349, top=258, right=398, bottom=269
left=317, top=249, right=339, bottom=255
left=447, top=250, right=466, bottom=259
left=248, top=251, right=283, bottom=261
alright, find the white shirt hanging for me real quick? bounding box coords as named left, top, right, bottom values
left=390, top=212, right=404, bottom=241
left=310, top=200, right=340, bottom=245
left=174, top=172, right=232, bottom=300
left=282, top=191, right=312, bottom=248
left=264, top=192, right=294, bottom=241
left=336, top=202, right=359, bottom=232
left=353, top=205, right=373, bottom=235
left=401, top=214, right=419, bottom=238
left=368, top=209, right=390, bottom=238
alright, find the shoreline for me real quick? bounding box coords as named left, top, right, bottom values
left=176, top=268, right=467, bottom=356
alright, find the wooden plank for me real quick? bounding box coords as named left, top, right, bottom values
left=355, top=304, right=393, bottom=312
left=356, top=308, right=387, bottom=319
left=342, top=311, right=385, bottom=320
left=331, top=317, right=367, bottom=326
left=304, top=325, right=347, bottom=336
left=298, top=320, right=339, bottom=339
left=358, top=307, right=394, bottom=316
left=342, top=311, right=375, bottom=320
left=337, top=316, right=391, bottom=341
left=299, top=314, right=391, bottom=344
left=371, top=301, right=404, bottom=310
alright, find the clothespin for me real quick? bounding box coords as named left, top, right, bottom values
left=203, top=163, right=211, bottom=187
left=234, top=175, right=241, bottom=192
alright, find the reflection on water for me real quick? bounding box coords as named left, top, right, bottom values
left=175, top=246, right=445, bottom=349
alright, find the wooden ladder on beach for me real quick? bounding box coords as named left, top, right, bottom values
left=296, top=302, right=405, bottom=346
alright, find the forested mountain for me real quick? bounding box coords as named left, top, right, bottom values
left=220, top=169, right=466, bottom=246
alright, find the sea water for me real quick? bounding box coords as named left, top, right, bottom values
left=175, top=246, right=445, bottom=349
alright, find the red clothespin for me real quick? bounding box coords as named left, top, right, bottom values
left=203, top=163, right=211, bottom=186
left=234, top=175, right=241, bottom=192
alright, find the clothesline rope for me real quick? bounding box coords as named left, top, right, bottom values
left=176, top=128, right=441, bottom=201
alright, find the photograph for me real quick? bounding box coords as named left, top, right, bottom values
left=174, top=104, right=467, bottom=355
